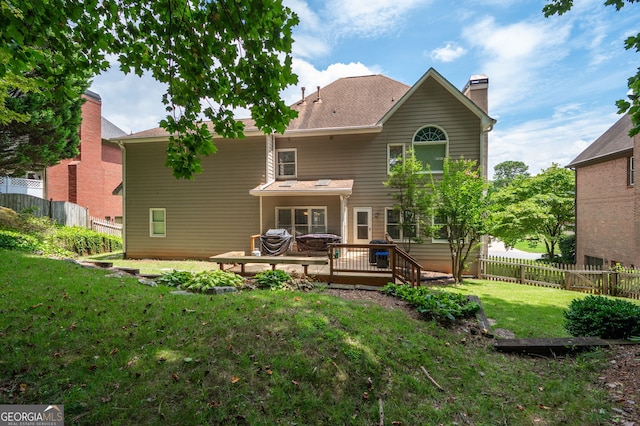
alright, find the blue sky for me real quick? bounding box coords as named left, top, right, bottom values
left=90, top=0, right=638, bottom=177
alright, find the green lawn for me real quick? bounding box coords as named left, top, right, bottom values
left=513, top=240, right=549, bottom=253
left=0, top=250, right=620, bottom=425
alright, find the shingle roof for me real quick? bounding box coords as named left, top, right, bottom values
left=286, top=75, right=409, bottom=131
left=567, top=114, right=633, bottom=168
left=117, top=74, right=409, bottom=140
left=101, top=117, right=127, bottom=140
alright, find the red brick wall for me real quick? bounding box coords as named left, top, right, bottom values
left=45, top=94, right=123, bottom=220
left=575, top=156, right=636, bottom=267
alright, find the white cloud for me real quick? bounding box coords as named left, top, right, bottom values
left=324, top=0, right=432, bottom=38
left=488, top=107, right=620, bottom=177
left=281, top=59, right=380, bottom=105
left=90, top=69, right=167, bottom=134
left=462, top=16, right=572, bottom=112
left=430, top=42, right=467, bottom=62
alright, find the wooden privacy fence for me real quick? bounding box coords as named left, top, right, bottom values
left=0, top=193, right=88, bottom=227
left=479, top=256, right=640, bottom=300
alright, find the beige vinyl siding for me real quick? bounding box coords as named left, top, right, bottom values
left=274, top=76, right=484, bottom=272
left=123, top=136, right=265, bottom=259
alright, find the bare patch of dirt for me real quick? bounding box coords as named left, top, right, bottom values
left=597, top=345, right=640, bottom=424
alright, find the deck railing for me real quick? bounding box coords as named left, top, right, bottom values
left=327, top=243, right=422, bottom=287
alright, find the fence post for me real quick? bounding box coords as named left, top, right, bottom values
left=519, top=264, right=525, bottom=284
left=602, top=272, right=609, bottom=296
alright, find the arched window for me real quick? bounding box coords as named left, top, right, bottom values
left=412, top=126, right=448, bottom=172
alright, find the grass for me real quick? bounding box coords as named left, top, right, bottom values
left=83, top=251, right=216, bottom=275
left=438, top=280, right=587, bottom=338
left=0, top=249, right=620, bottom=425
left=513, top=240, right=548, bottom=254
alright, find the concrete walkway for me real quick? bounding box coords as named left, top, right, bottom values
left=488, top=240, right=542, bottom=260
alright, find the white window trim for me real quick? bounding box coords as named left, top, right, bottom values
left=431, top=215, right=448, bottom=244
left=629, top=156, right=634, bottom=186
left=276, top=148, right=297, bottom=179
left=412, top=125, right=449, bottom=174
left=385, top=207, right=419, bottom=242
left=275, top=206, right=327, bottom=235
left=387, top=143, right=405, bottom=174
left=149, top=208, right=166, bottom=238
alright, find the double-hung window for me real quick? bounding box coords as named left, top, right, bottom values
left=432, top=214, right=448, bottom=243
left=385, top=208, right=417, bottom=241
left=149, top=208, right=166, bottom=237
left=276, top=207, right=327, bottom=235
left=276, top=149, right=297, bottom=179
left=412, top=126, right=448, bottom=173
left=629, top=156, right=635, bottom=186
left=387, top=144, right=405, bottom=174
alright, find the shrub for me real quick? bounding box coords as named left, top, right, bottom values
left=254, top=269, right=292, bottom=290
left=184, top=270, right=244, bottom=292
left=0, top=230, right=41, bottom=252
left=156, top=270, right=194, bottom=287
left=381, top=283, right=480, bottom=322
left=52, top=226, right=122, bottom=255
left=559, top=233, right=576, bottom=264
left=564, top=295, right=640, bottom=339
left=156, top=269, right=244, bottom=293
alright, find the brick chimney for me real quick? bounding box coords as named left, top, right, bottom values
left=462, top=74, right=489, bottom=113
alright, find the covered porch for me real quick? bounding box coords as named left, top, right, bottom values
left=249, top=179, right=353, bottom=253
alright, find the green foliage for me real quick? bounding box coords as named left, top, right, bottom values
left=0, top=73, right=88, bottom=175
left=1, top=0, right=299, bottom=179
left=383, top=150, right=431, bottom=250
left=543, top=0, right=640, bottom=137
left=156, top=269, right=244, bottom=292
left=558, top=233, right=576, bottom=264
left=492, top=160, right=530, bottom=189
left=254, top=269, right=293, bottom=290
left=428, top=158, right=489, bottom=283
left=184, top=270, right=244, bottom=292
left=155, top=270, right=194, bottom=287
left=564, top=295, right=640, bottom=339
left=490, top=163, right=575, bottom=260
left=0, top=229, right=40, bottom=251
left=52, top=226, right=122, bottom=255
left=381, top=283, right=480, bottom=322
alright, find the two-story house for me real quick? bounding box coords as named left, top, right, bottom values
left=567, top=114, right=640, bottom=268
left=113, top=68, right=495, bottom=273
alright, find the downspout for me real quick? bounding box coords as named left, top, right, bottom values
left=115, top=140, right=126, bottom=257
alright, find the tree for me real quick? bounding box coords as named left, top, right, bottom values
left=383, top=150, right=432, bottom=253
left=490, top=163, right=575, bottom=260
left=543, top=0, right=640, bottom=136
left=1, top=0, right=299, bottom=178
left=428, top=158, right=489, bottom=283
left=492, top=160, right=530, bottom=189
left=0, top=70, right=89, bottom=175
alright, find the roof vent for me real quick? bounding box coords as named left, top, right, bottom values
left=313, top=86, right=322, bottom=103
left=299, top=87, right=306, bottom=105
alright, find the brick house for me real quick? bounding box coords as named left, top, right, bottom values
left=112, top=68, right=495, bottom=273
left=45, top=90, right=126, bottom=221
left=567, top=114, right=639, bottom=267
